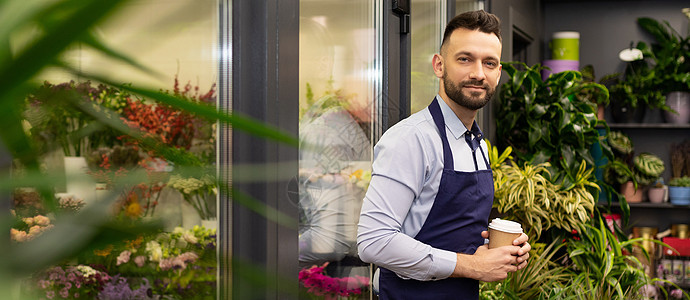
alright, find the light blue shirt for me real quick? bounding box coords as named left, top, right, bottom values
left=357, top=95, right=490, bottom=281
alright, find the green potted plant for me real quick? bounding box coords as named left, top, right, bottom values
left=604, top=131, right=663, bottom=203
left=668, top=176, right=690, bottom=205
left=578, top=64, right=619, bottom=120
left=496, top=62, right=613, bottom=189
left=489, top=141, right=597, bottom=240
left=606, top=57, right=669, bottom=123
left=637, top=14, right=690, bottom=123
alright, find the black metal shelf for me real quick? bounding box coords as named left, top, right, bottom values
left=607, top=123, right=690, bottom=129
left=599, top=202, right=690, bottom=209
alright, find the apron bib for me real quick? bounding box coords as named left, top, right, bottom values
left=379, top=98, right=494, bottom=300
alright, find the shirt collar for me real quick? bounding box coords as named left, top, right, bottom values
left=434, top=95, right=484, bottom=141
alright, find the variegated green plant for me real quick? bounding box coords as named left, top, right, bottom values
left=480, top=240, right=571, bottom=300
left=490, top=141, right=598, bottom=239
left=633, top=152, right=665, bottom=178
left=562, top=216, right=679, bottom=300
left=608, top=131, right=633, bottom=155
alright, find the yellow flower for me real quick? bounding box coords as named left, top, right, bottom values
left=349, top=169, right=363, bottom=180
left=125, top=201, right=143, bottom=218
left=94, top=244, right=114, bottom=257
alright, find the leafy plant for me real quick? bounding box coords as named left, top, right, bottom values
left=608, top=131, right=633, bottom=155
left=606, top=58, right=669, bottom=111
left=489, top=140, right=597, bottom=240
left=669, top=176, right=690, bottom=187
left=496, top=62, right=613, bottom=190
left=632, top=153, right=665, bottom=185
left=637, top=16, right=690, bottom=94
left=578, top=64, right=619, bottom=107
left=480, top=241, right=571, bottom=300
left=563, top=216, right=663, bottom=299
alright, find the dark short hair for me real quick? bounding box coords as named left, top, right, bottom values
left=441, top=10, right=501, bottom=51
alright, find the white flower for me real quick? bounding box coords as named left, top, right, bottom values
left=76, top=265, right=97, bottom=277
left=145, top=241, right=163, bottom=262
left=182, top=231, right=198, bottom=244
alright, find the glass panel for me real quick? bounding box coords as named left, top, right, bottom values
left=298, top=1, right=378, bottom=298
left=410, top=0, right=445, bottom=114
left=12, top=1, right=219, bottom=299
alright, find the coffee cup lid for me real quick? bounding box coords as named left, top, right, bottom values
left=488, top=218, right=523, bottom=233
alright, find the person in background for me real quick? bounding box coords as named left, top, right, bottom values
left=356, top=10, right=531, bottom=299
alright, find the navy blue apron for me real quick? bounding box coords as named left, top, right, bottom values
left=379, top=98, right=494, bottom=300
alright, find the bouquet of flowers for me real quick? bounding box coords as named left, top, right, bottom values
left=167, top=174, right=216, bottom=220
left=299, top=262, right=369, bottom=299
left=10, top=214, right=53, bottom=242
left=32, top=265, right=111, bottom=299
left=23, top=80, right=131, bottom=157
left=80, top=225, right=216, bottom=299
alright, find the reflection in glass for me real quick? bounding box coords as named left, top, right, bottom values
left=410, top=0, right=444, bottom=114
left=298, top=1, right=377, bottom=298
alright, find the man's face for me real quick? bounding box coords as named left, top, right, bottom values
left=435, top=28, right=502, bottom=110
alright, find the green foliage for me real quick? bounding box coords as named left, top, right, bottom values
left=578, top=64, right=619, bottom=106
left=490, top=140, right=597, bottom=240
left=497, top=62, right=613, bottom=190
left=608, top=131, right=633, bottom=155
left=607, top=58, right=669, bottom=110
left=480, top=241, right=571, bottom=300
left=562, top=216, right=668, bottom=300
left=637, top=17, right=690, bottom=94
left=606, top=16, right=690, bottom=111
left=669, top=176, right=690, bottom=187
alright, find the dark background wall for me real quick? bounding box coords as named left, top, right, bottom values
left=543, top=0, right=689, bottom=78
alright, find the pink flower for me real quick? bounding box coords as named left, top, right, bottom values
left=134, top=255, right=146, bottom=267
left=34, top=215, right=51, bottom=226
left=28, top=225, right=42, bottom=236
left=159, top=258, right=175, bottom=271
left=59, top=287, right=69, bottom=298
left=46, top=290, right=55, bottom=299
left=116, top=250, right=132, bottom=265
left=10, top=228, right=28, bottom=242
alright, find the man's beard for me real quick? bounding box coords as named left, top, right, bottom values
left=443, top=73, right=495, bottom=110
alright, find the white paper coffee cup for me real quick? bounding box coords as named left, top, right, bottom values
left=488, top=218, right=523, bottom=249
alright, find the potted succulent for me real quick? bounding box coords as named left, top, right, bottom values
left=637, top=15, right=690, bottom=123
left=668, top=176, right=690, bottom=205
left=648, top=179, right=667, bottom=203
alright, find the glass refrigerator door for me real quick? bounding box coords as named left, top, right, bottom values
left=298, top=1, right=378, bottom=298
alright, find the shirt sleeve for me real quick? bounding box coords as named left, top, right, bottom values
left=356, top=124, right=457, bottom=281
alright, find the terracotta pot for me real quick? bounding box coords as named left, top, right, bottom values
left=597, top=104, right=606, bottom=120
left=621, top=181, right=643, bottom=203
left=648, top=187, right=666, bottom=203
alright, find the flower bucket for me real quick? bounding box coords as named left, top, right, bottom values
left=64, top=156, right=96, bottom=204
left=669, top=186, right=690, bottom=205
